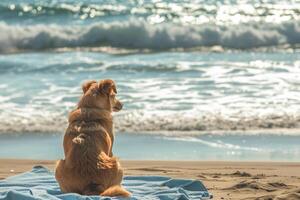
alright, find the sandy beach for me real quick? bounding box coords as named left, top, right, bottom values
left=0, top=159, right=299, bottom=200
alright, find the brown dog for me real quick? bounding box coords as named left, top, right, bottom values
left=55, top=79, right=130, bottom=197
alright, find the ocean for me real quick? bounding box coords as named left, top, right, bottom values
left=0, top=0, right=300, bottom=161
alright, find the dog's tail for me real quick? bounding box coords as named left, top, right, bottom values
left=100, top=185, right=131, bottom=197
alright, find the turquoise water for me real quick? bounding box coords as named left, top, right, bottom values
left=0, top=133, right=299, bottom=161
left=0, top=0, right=300, bottom=160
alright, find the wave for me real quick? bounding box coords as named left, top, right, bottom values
left=1, top=109, right=300, bottom=135
left=114, top=110, right=300, bottom=134
left=0, top=20, right=300, bottom=53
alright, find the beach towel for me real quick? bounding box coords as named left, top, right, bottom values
left=0, top=166, right=211, bottom=200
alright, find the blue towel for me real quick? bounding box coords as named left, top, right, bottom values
left=0, top=166, right=211, bottom=200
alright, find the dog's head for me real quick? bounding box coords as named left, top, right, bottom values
left=78, top=79, right=123, bottom=112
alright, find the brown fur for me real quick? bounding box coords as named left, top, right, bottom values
left=55, top=79, right=130, bottom=197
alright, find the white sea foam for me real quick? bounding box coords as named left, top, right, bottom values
left=1, top=107, right=300, bottom=135
left=0, top=51, right=300, bottom=135
left=0, top=20, right=300, bottom=53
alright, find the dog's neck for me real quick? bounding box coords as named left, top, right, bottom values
left=68, top=107, right=113, bottom=134
left=69, top=107, right=112, bottom=122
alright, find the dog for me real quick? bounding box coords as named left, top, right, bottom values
left=55, top=79, right=130, bottom=197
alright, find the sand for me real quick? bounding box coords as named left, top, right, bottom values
left=0, top=159, right=299, bottom=200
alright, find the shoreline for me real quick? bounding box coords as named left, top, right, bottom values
left=1, top=133, right=300, bottom=161
left=0, top=159, right=299, bottom=199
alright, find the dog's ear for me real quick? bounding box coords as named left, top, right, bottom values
left=82, top=80, right=97, bottom=93
left=98, top=79, right=117, bottom=95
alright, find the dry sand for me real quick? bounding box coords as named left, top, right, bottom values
left=0, top=159, right=299, bottom=200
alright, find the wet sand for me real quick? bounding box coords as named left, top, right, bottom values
left=0, top=159, right=299, bottom=199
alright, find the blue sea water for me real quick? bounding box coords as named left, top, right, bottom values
left=0, top=133, right=300, bottom=161
left=0, top=0, right=300, bottom=161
